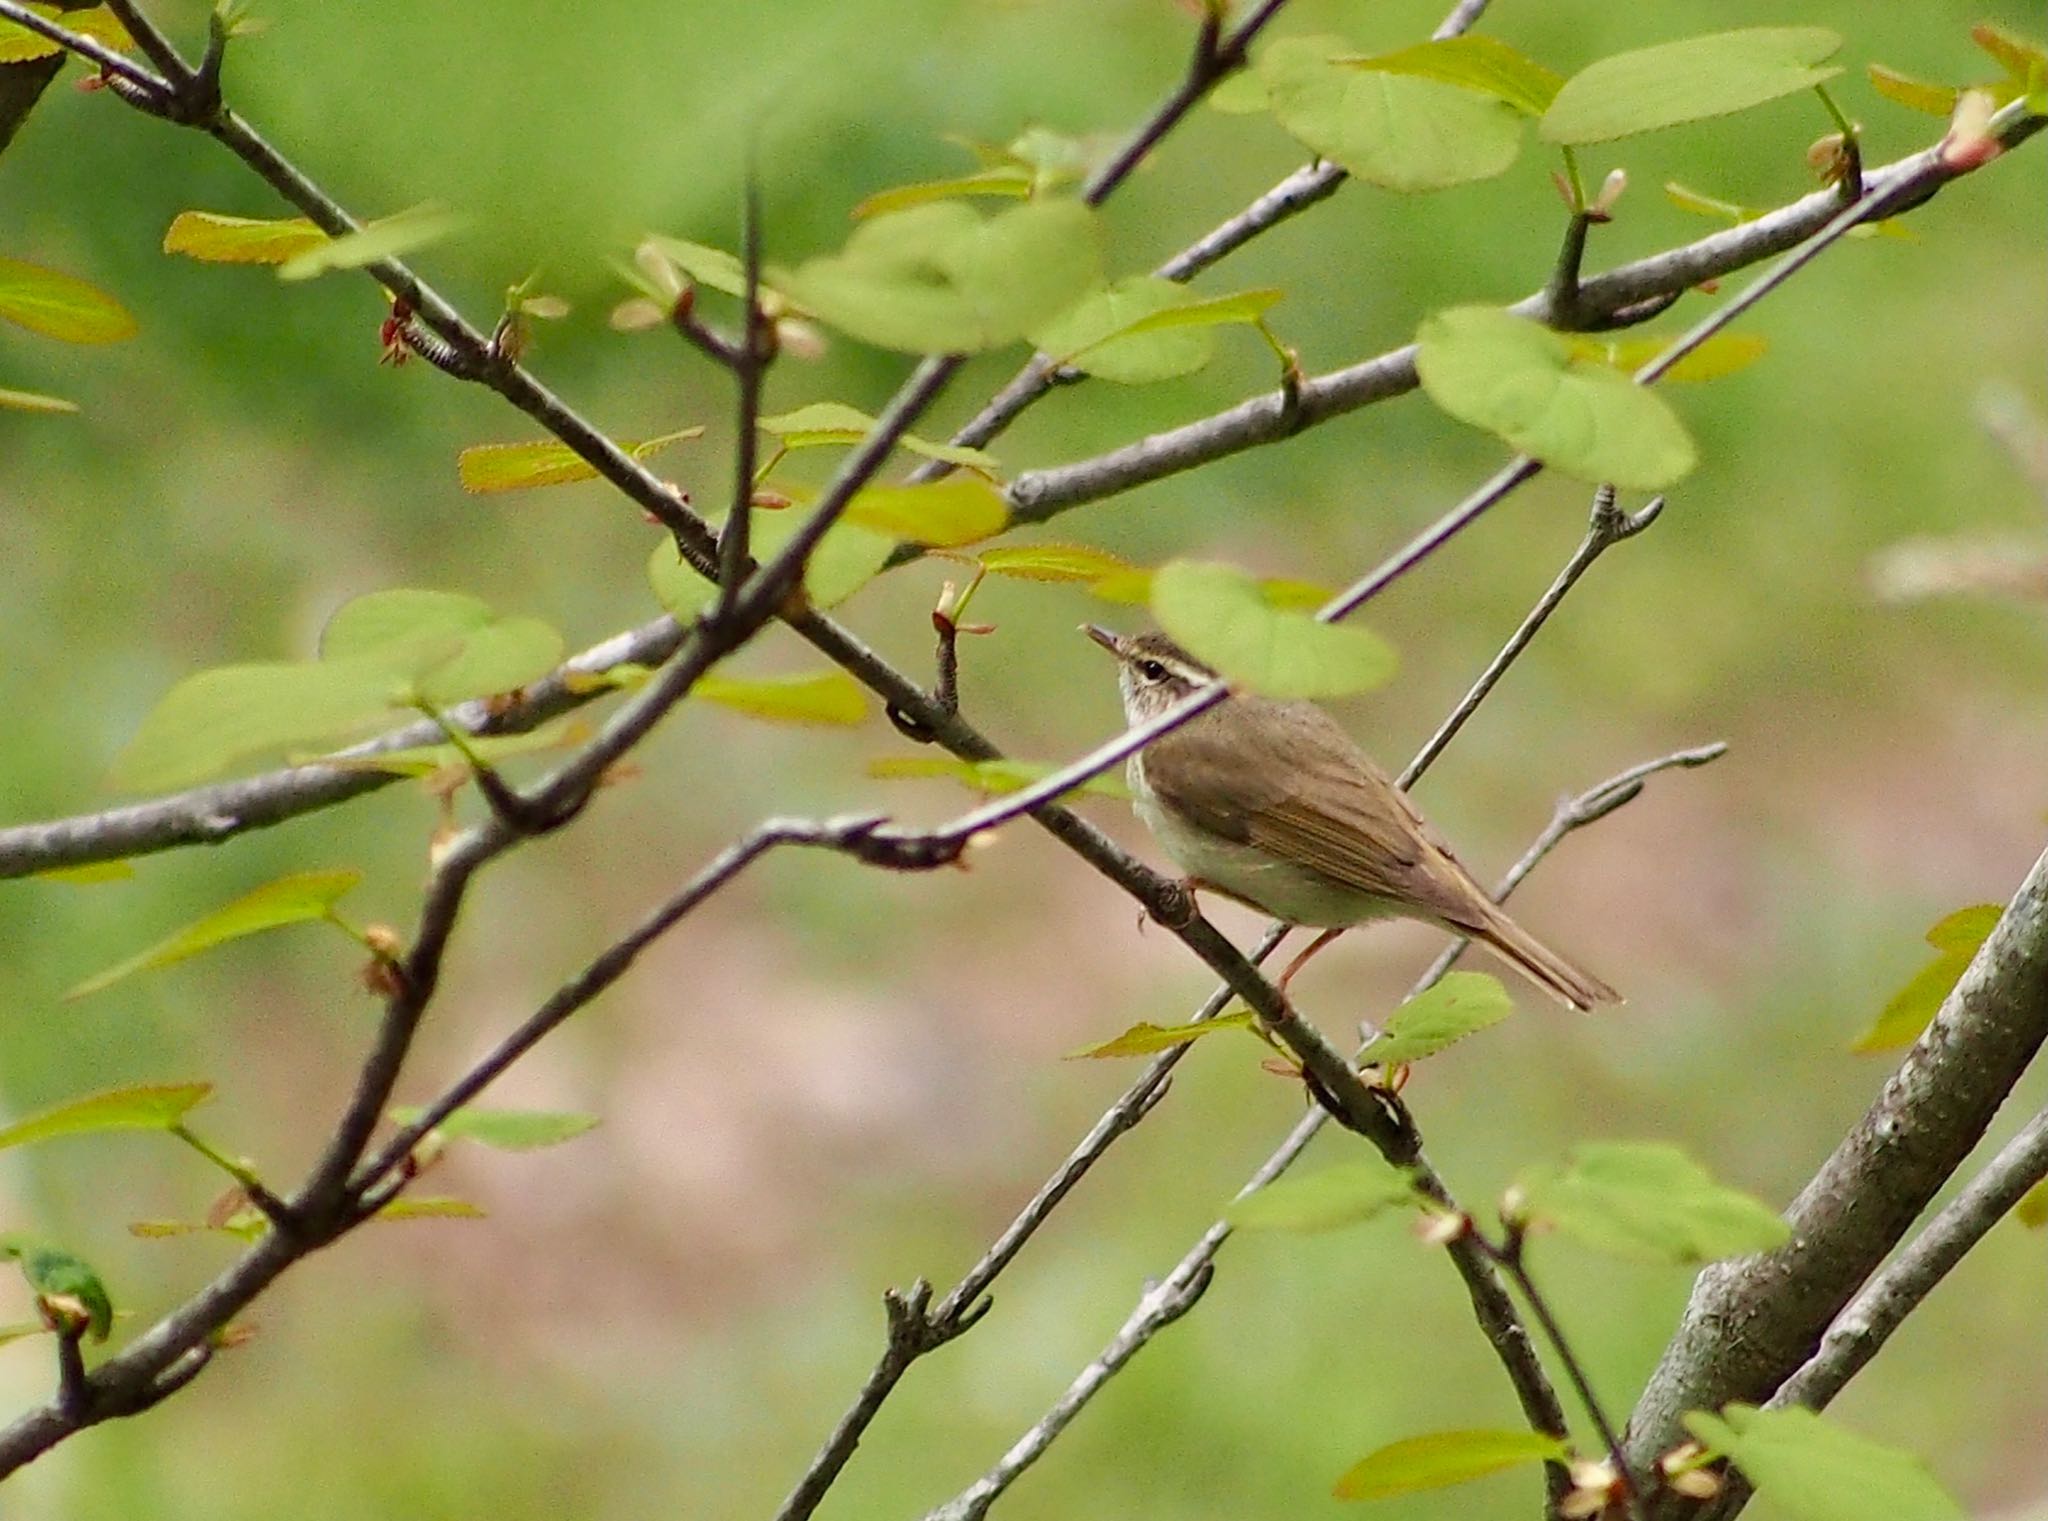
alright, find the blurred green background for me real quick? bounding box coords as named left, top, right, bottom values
left=3, top=0, right=2045, bottom=1517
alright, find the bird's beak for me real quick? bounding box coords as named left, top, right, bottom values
left=1081, top=623, right=1120, bottom=656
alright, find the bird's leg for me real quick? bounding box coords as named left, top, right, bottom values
left=1273, top=926, right=1345, bottom=996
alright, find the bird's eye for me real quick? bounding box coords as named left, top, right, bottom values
left=1137, top=659, right=1169, bottom=682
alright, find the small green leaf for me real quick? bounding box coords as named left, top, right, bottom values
left=1866, top=64, right=1959, bottom=117
left=65, top=870, right=362, bottom=1000
left=648, top=513, right=893, bottom=619
left=318, top=589, right=495, bottom=662
left=756, top=401, right=998, bottom=470
left=0, top=1082, right=213, bottom=1151
left=413, top=618, right=564, bottom=707
left=1852, top=904, right=2001, bottom=1052
left=277, top=205, right=465, bottom=281
left=1572, top=332, right=1768, bottom=384
left=865, top=754, right=1129, bottom=800
left=696, top=670, right=868, bottom=726
left=1332, top=1429, right=1570, bottom=1501
left=1091, top=567, right=1334, bottom=609
left=1207, top=67, right=1270, bottom=114
left=1415, top=306, right=1697, bottom=488
left=1971, top=22, right=2048, bottom=84
left=0, top=2, right=130, bottom=60
left=1064, top=1011, right=1256, bottom=1059
left=372, top=1196, right=487, bottom=1222
left=387, top=1107, right=598, bottom=1151
left=0, top=384, right=78, bottom=413
left=844, top=475, right=1007, bottom=547
left=317, top=589, right=565, bottom=707
left=851, top=167, right=1034, bottom=220
left=163, top=210, right=329, bottom=265
left=0, top=257, right=137, bottom=343
left=1514, top=1141, right=1790, bottom=1265
left=1262, top=35, right=1525, bottom=192
left=110, top=660, right=413, bottom=791
left=1541, top=28, right=1844, bottom=145
left=1664, top=180, right=1756, bottom=224
left=1031, top=276, right=1216, bottom=384
left=0, top=1322, right=51, bottom=1349
left=979, top=543, right=1137, bottom=584
left=0, top=1238, right=113, bottom=1341
left=775, top=199, right=1102, bottom=354
left=639, top=235, right=790, bottom=304
left=457, top=428, right=701, bottom=493
left=1228, top=1161, right=1419, bottom=1233
left=1151, top=560, right=1397, bottom=700
left=1683, top=1405, right=1964, bottom=1521
left=2014, top=1178, right=2048, bottom=1230
left=1359, top=972, right=1514, bottom=1067
left=1342, top=34, right=1564, bottom=116
left=303, top=719, right=590, bottom=777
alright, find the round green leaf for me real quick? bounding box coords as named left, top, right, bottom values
left=1342, top=34, right=1565, bottom=117
left=1514, top=1141, right=1790, bottom=1265
left=1684, top=1406, right=1964, bottom=1521
left=1031, top=276, right=1216, bottom=384
left=648, top=513, right=893, bottom=621
left=414, top=617, right=565, bottom=707
left=0, top=257, right=137, bottom=343
left=1333, top=1429, right=1570, bottom=1501
left=65, top=870, right=363, bottom=1000
left=775, top=199, right=1102, bottom=354
left=1416, top=306, right=1696, bottom=488
left=320, top=589, right=495, bottom=661
left=1227, top=1161, right=1420, bottom=1233
left=695, top=671, right=868, bottom=726
left=0, top=1082, right=214, bottom=1150
left=163, top=211, right=330, bottom=266
left=979, top=542, right=1137, bottom=583
left=1261, top=36, right=1525, bottom=192
left=1540, top=28, right=1844, bottom=145
left=1359, top=972, right=1514, bottom=1067
left=388, top=1106, right=599, bottom=1151
left=0, top=1239, right=113, bottom=1341
left=757, top=401, right=997, bottom=470
left=843, top=476, right=1007, bottom=547
left=1151, top=560, right=1397, bottom=700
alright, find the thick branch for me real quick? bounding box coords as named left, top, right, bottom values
left=1625, top=841, right=2048, bottom=1493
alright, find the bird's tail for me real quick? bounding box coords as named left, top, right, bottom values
left=1462, top=903, right=1620, bottom=1013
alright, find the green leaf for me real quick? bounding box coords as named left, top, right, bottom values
left=756, top=402, right=998, bottom=471
left=1415, top=306, right=1697, bottom=489
left=1342, top=34, right=1564, bottom=117
left=110, top=659, right=414, bottom=791
left=457, top=428, right=701, bottom=493
left=0, top=3, right=130, bottom=60
left=1572, top=332, right=1768, bottom=383
left=2014, top=1178, right=2048, bottom=1230
left=1359, top=972, right=1514, bottom=1067
left=1683, top=1405, right=1964, bottom=1521
left=372, top=1196, right=487, bottom=1222
left=1262, top=35, right=1525, bottom=192
left=648, top=512, right=894, bottom=619
left=1865, top=64, right=1959, bottom=117
left=696, top=671, right=868, bottom=726
left=1852, top=904, right=2001, bottom=1052
left=851, top=167, right=1034, bottom=220
left=0, top=257, right=137, bottom=343
left=1064, top=1011, right=1256, bottom=1059
left=1332, top=1429, right=1570, bottom=1501
left=163, top=210, right=329, bottom=265
left=1541, top=28, right=1844, bottom=145
left=1151, top=560, right=1397, bottom=700
left=0, top=1322, right=51, bottom=1349
left=865, top=754, right=1129, bottom=801
left=276, top=205, right=465, bottom=281
left=843, top=476, right=1007, bottom=547
left=775, top=199, right=1101, bottom=354
left=1514, top=1141, right=1790, bottom=1265
left=1031, top=277, right=1213, bottom=384
left=640, top=235, right=754, bottom=301
left=317, top=589, right=566, bottom=707
left=1227, top=1161, right=1419, bottom=1233
left=1091, top=567, right=1334, bottom=609
left=387, top=1106, right=599, bottom=1151
left=298, top=718, right=589, bottom=777
left=1972, top=22, right=2048, bottom=84
left=1207, top=67, right=1270, bottom=114
left=0, top=1082, right=213, bottom=1151
left=979, top=543, right=1137, bottom=584
left=65, top=870, right=362, bottom=1000
left=0, top=384, right=78, bottom=414
left=0, top=1239, right=113, bottom=1341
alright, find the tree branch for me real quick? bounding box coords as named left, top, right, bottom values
left=1005, top=112, right=2047, bottom=527
left=1625, top=840, right=2048, bottom=1501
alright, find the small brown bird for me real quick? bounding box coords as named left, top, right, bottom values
left=1086, top=625, right=1619, bottom=1011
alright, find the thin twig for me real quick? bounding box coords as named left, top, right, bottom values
left=1401, top=485, right=1664, bottom=787
left=715, top=173, right=770, bottom=620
